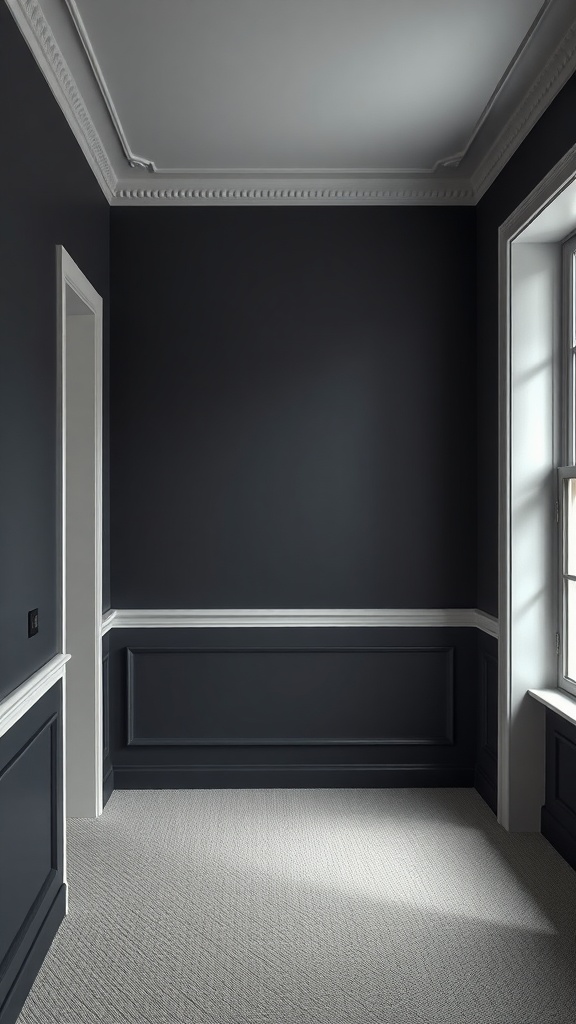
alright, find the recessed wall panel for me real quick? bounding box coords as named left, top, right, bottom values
left=127, top=646, right=454, bottom=747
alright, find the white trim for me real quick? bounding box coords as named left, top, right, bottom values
left=57, top=247, right=103, bottom=818
left=113, top=181, right=475, bottom=206
left=0, top=654, right=70, bottom=741
left=6, top=0, right=117, bottom=200
left=472, top=610, right=500, bottom=639
left=528, top=687, right=576, bottom=728
left=105, top=607, right=498, bottom=634
left=101, top=609, right=117, bottom=635
left=62, top=0, right=152, bottom=172
left=473, top=15, right=576, bottom=201
left=498, top=144, right=576, bottom=832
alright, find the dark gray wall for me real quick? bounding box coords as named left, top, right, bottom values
left=0, top=3, right=110, bottom=703
left=476, top=71, right=576, bottom=617
left=110, top=206, right=476, bottom=609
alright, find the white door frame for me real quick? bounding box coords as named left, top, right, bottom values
left=57, top=246, right=103, bottom=819
left=498, top=145, right=576, bottom=830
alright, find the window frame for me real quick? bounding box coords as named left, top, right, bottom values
left=557, top=233, right=576, bottom=697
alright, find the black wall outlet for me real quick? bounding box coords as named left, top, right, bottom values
left=28, top=608, right=38, bottom=637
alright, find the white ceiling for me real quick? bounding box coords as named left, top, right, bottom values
left=7, top=0, right=576, bottom=202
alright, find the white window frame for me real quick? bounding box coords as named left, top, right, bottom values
left=557, top=235, right=576, bottom=698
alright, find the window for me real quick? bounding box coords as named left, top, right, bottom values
left=558, top=234, right=576, bottom=697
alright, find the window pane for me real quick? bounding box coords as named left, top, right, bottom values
left=566, top=579, right=576, bottom=683
left=566, top=478, right=576, bottom=576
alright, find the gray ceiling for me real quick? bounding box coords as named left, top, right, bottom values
left=10, top=0, right=576, bottom=201
left=70, top=0, right=546, bottom=173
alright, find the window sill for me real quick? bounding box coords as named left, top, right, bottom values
left=528, top=688, right=576, bottom=727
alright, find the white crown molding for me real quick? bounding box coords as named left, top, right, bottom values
left=8, top=1, right=576, bottom=206
left=0, top=653, right=70, bottom=739
left=62, top=0, right=152, bottom=171
left=104, top=608, right=499, bottom=635
left=7, top=0, right=117, bottom=199
left=430, top=0, right=555, bottom=173
left=472, top=14, right=576, bottom=201
left=113, top=181, right=475, bottom=206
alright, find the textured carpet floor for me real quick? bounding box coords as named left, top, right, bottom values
left=15, top=788, right=576, bottom=1023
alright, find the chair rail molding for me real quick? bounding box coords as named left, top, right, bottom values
left=102, top=608, right=499, bottom=635
left=0, top=653, right=70, bottom=740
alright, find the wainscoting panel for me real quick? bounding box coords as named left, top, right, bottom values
left=127, top=646, right=454, bottom=747
left=542, top=709, right=576, bottom=871
left=0, top=682, right=65, bottom=1024
left=108, top=627, right=478, bottom=788
left=102, top=635, right=113, bottom=807
left=474, top=633, right=498, bottom=813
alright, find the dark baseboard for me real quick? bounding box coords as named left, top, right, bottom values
left=474, top=765, right=497, bottom=814
left=541, top=806, right=576, bottom=873
left=113, top=764, right=475, bottom=789
left=103, top=767, right=114, bottom=808
left=0, top=884, right=66, bottom=1024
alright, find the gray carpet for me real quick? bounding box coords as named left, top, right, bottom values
left=16, top=788, right=576, bottom=1023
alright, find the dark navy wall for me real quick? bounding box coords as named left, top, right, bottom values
left=110, top=206, right=476, bottom=610
left=0, top=3, right=110, bottom=702
left=476, top=71, right=576, bottom=617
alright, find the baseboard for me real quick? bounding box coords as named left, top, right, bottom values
left=113, top=764, right=475, bottom=789
left=0, top=884, right=66, bottom=1024
left=474, top=765, right=497, bottom=814
left=103, top=767, right=114, bottom=808
left=541, top=806, right=576, bottom=873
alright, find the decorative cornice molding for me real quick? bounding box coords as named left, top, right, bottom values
left=104, top=608, right=499, bottom=636
left=62, top=0, right=153, bottom=171
left=8, top=1, right=576, bottom=206
left=114, top=182, right=475, bottom=206
left=0, top=653, right=70, bottom=739
left=472, top=15, right=576, bottom=201
left=8, top=0, right=117, bottom=198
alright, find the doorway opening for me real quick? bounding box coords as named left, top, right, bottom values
left=57, top=246, right=103, bottom=821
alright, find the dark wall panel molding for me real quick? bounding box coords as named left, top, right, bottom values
left=102, top=641, right=113, bottom=808
left=126, top=646, right=455, bottom=748
left=474, top=634, right=498, bottom=813
left=0, top=683, right=65, bottom=1024
left=108, top=626, right=478, bottom=788
left=542, top=710, right=576, bottom=872
left=102, top=651, right=110, bottom=762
